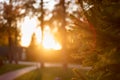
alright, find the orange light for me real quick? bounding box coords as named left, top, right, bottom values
left=20, top=16, right=62, bottom=50
left=42, top=26, right=62, bottom=50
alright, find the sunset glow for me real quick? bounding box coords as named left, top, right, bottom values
left=42, top=26, right=62, bottom=50
left=20, top=16, right=61, bottom=50
left=20, top=16, right=38, bottom=47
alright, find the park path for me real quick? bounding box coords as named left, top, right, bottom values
left=0, top=61, right=91, bottom=80
left=19, top=61, right=91, bottom=69
left=0, top=66, right=37, bottom=80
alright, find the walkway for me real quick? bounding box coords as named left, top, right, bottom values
left=19, top=61, right=91, bottom=69
left=0, top=66, right=37, bottom=80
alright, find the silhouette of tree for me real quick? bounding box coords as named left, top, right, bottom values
left=73, top=0, right=120, bottom=80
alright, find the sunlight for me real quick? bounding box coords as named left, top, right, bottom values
left=34, top=27, right=42, bottom=44
left=44, top=0, right=57, bottom=11
left=20, top=16, right=62, bottom=50
left=42, top=26, right=62, bottom=50
left=20, top=16, right=38, bottom=47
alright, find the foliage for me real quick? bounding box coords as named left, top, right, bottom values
left=0, top=0, right=39, bottom=62
left=75, top=0, right=120, bottom=80
left=0, top=25, right=19, bottom=46
left=26, top=34, right=40, bottom=61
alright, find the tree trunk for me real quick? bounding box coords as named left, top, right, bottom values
left=8, top=29, right=13, bottom=63
left=39, top=0, right=44, bottom=68
left=60, top=0, right=68, bottom=69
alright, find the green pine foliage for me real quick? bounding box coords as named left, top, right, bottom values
left=75, top=0, right=120, bottom=80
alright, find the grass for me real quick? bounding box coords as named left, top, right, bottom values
left=0, top=64, right=29, bottom=75
left=15, top=67, right=88, bottom=80
left=15, top=67, right=73, bottom=80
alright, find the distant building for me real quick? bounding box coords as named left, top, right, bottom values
left=21, top=48, right=26, bottom=60
left=0, top=46, right=26, bottom=61
left=0, top=46, right=9, bottom=57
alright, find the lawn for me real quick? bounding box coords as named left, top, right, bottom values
left=0, top=64, right=29, bottom=75
left=15, top=67, right=88, bottom=80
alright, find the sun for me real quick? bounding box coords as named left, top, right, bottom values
left=42, top=26, right=62, bottom=50
left=19, top=16, right=62, bottom=50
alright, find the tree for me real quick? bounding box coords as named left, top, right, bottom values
left=74, top=0, right=120, bottom=80
left=26, top=33, right=40, bottom=61
left=0, top=0, right=37, bottom=63
left=1, top=0, right=24, bottom=63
